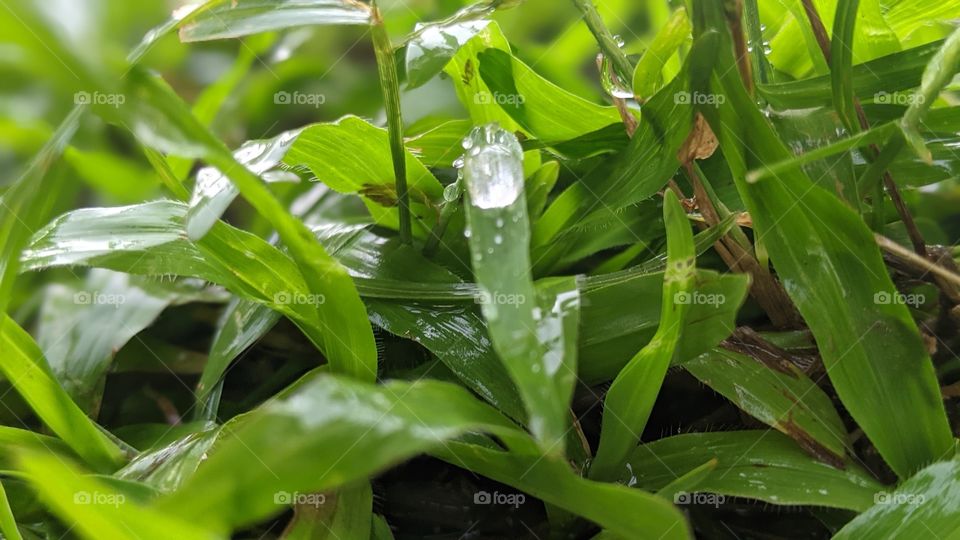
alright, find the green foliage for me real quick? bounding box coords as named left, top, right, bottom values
left=3, top=0, right=960, bottom=538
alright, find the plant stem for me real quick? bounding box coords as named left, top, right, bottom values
left=570, top=0, right=634, bottom=84
left=371, top=4, right=412, bottom=244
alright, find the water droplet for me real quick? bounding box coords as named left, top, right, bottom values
left=598, top=54, right=634, bottom=99
left=462, top=124, right=524, bottom=209
left=464, top=227, right=472, bottom=238
left=494, top=234, right=502, bottom=244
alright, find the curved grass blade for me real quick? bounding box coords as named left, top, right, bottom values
left=834, top=459, right=960, bottom=538
left=0, top=107, right=81, bottom=313
left=633, top=7, right=691, bottom=99
left=682, top=346, right=848, bottom=463
left=35, top=270, right=204, bottom=412
left=158, top=373, right=531, bottom=531
left=462, top=124, right=570, bottom=454
left=0, top=316, right=125, bottom=472
left=0, top=481, right=21, bottom=540
left=283, top=117, right=444, bottom=237
left=185, top=129, right=303, bottom=240
left=901, top=26, right=960, bottom=162
left=406, top=20, right=490, bottom=89
left=115, top=428, right=221, bottom=493
left=16, top=451, right=217, bottom=540
left=116, top=69, right=379, bottom=382
left=195, top=299, right=280, bottom=419
left=589, top=190, right=695, bottom=481
left=624, top=431, right=883, bottom=511
left=178, top=0, right=372, bottom=42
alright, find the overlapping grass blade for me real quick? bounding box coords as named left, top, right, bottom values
left=158, top=373, right=531, bottom=530
left=694, top=1, right=953, bottom=478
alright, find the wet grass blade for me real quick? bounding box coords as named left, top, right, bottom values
left=624, top=430, right=883, bottom=511
left=589, top=190, right=695, bottom=480
left=462, top=124, right=572, bottom=454
left=118, top=70, right=379, bottom=382
left=834, top=459, right=960, bottom=538
left=178, top=0, right=372, bottom=42
left=695, top=1, right=953, bottom=478
left=158, top=373, right=530, bottom=530
left=0, top=316, right=125, bottom=472
left=682, top=347, right=848, bottom=463
left=17, top=451, right=217, bottom=540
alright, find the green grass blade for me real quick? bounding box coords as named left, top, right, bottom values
left=834, top=458, right=960, bottom=538
left=0, top=316, right=125, bottom=472
left=282, top=483, right=372, bottom=540
left=831, top=0, right=861, bottom=133
left=0, top=481, right=22, bottom=540
left=695, top=0, right=953, bottom=478
left=433, top=440, right=691, bottom=539
left=158, top=374, right=530, bottom=530
left=633, top=7, right=691, bottom=99
left=682, top=347, right=849, bottom=464
left=462, top=124, right=571, bottom=454
left=590, top=190, right=695, bottom=480
left=118, top=70, right=379, bottom=382
left=178, top=0, right=372, bottom=42
left=625, top=431, right=883, bottom=511
left=16, top=451, right=217, bottom=540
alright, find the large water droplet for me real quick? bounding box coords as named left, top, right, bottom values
left=462, top=123, right=524, bottom=209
